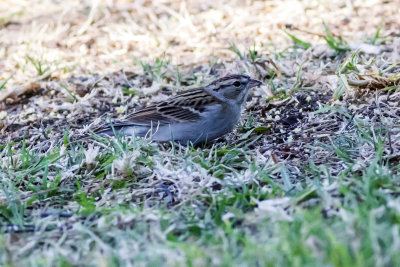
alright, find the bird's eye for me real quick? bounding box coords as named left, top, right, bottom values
left=233, top=81, right=241, bottom=87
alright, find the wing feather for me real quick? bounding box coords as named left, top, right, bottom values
left=118, top=88, right=221, bottom=127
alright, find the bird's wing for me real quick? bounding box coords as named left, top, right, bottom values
left=120, top=88, right=221, bottom=126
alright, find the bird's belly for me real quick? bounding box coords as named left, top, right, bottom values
left=152, top=109, right=240, bottom=144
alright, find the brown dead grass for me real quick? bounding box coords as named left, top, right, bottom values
left=1, top=0, right=399, bottom=89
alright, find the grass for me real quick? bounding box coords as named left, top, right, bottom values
left=1, top=104, right=400, bottom=265
left=228, top=43, right=263, bottom=64
left=370, top=22, right=384, bottom=45
left=26, top=55, right=50, bottom=77
left=1, top=0, right=400, bottom=266
left=322, top=22, right=350, bottom=53
left=0, top=73, right=15, bottom=92
left=284, top=31, right=311, bottom=50
left=133, top=54, right=171, bottom=83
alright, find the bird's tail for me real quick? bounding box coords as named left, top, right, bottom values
left=94, top=123, right=150, bottom=138
left=72, top=123, right=152, bottom=144
left=94, top=125, right=122, bottom=137
left=70, top=124, right=125, bottom=144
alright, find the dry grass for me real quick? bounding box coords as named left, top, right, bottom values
left=1, top=0, right=399, bottom=88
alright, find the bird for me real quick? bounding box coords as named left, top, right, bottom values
left=96, top=74, right=262, bottom=144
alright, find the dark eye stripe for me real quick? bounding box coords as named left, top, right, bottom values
left=208, top=74, right=249, bottom=86
left=214, top=83, right=235, bottom=92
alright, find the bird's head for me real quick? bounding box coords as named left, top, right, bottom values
left=206, top=74, right=263, bottom=105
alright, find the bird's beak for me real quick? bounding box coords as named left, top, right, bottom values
left=248, top=78, right=263, bottom=88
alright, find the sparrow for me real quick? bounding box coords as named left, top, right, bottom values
left=96, top=74, right=263, bottom=144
